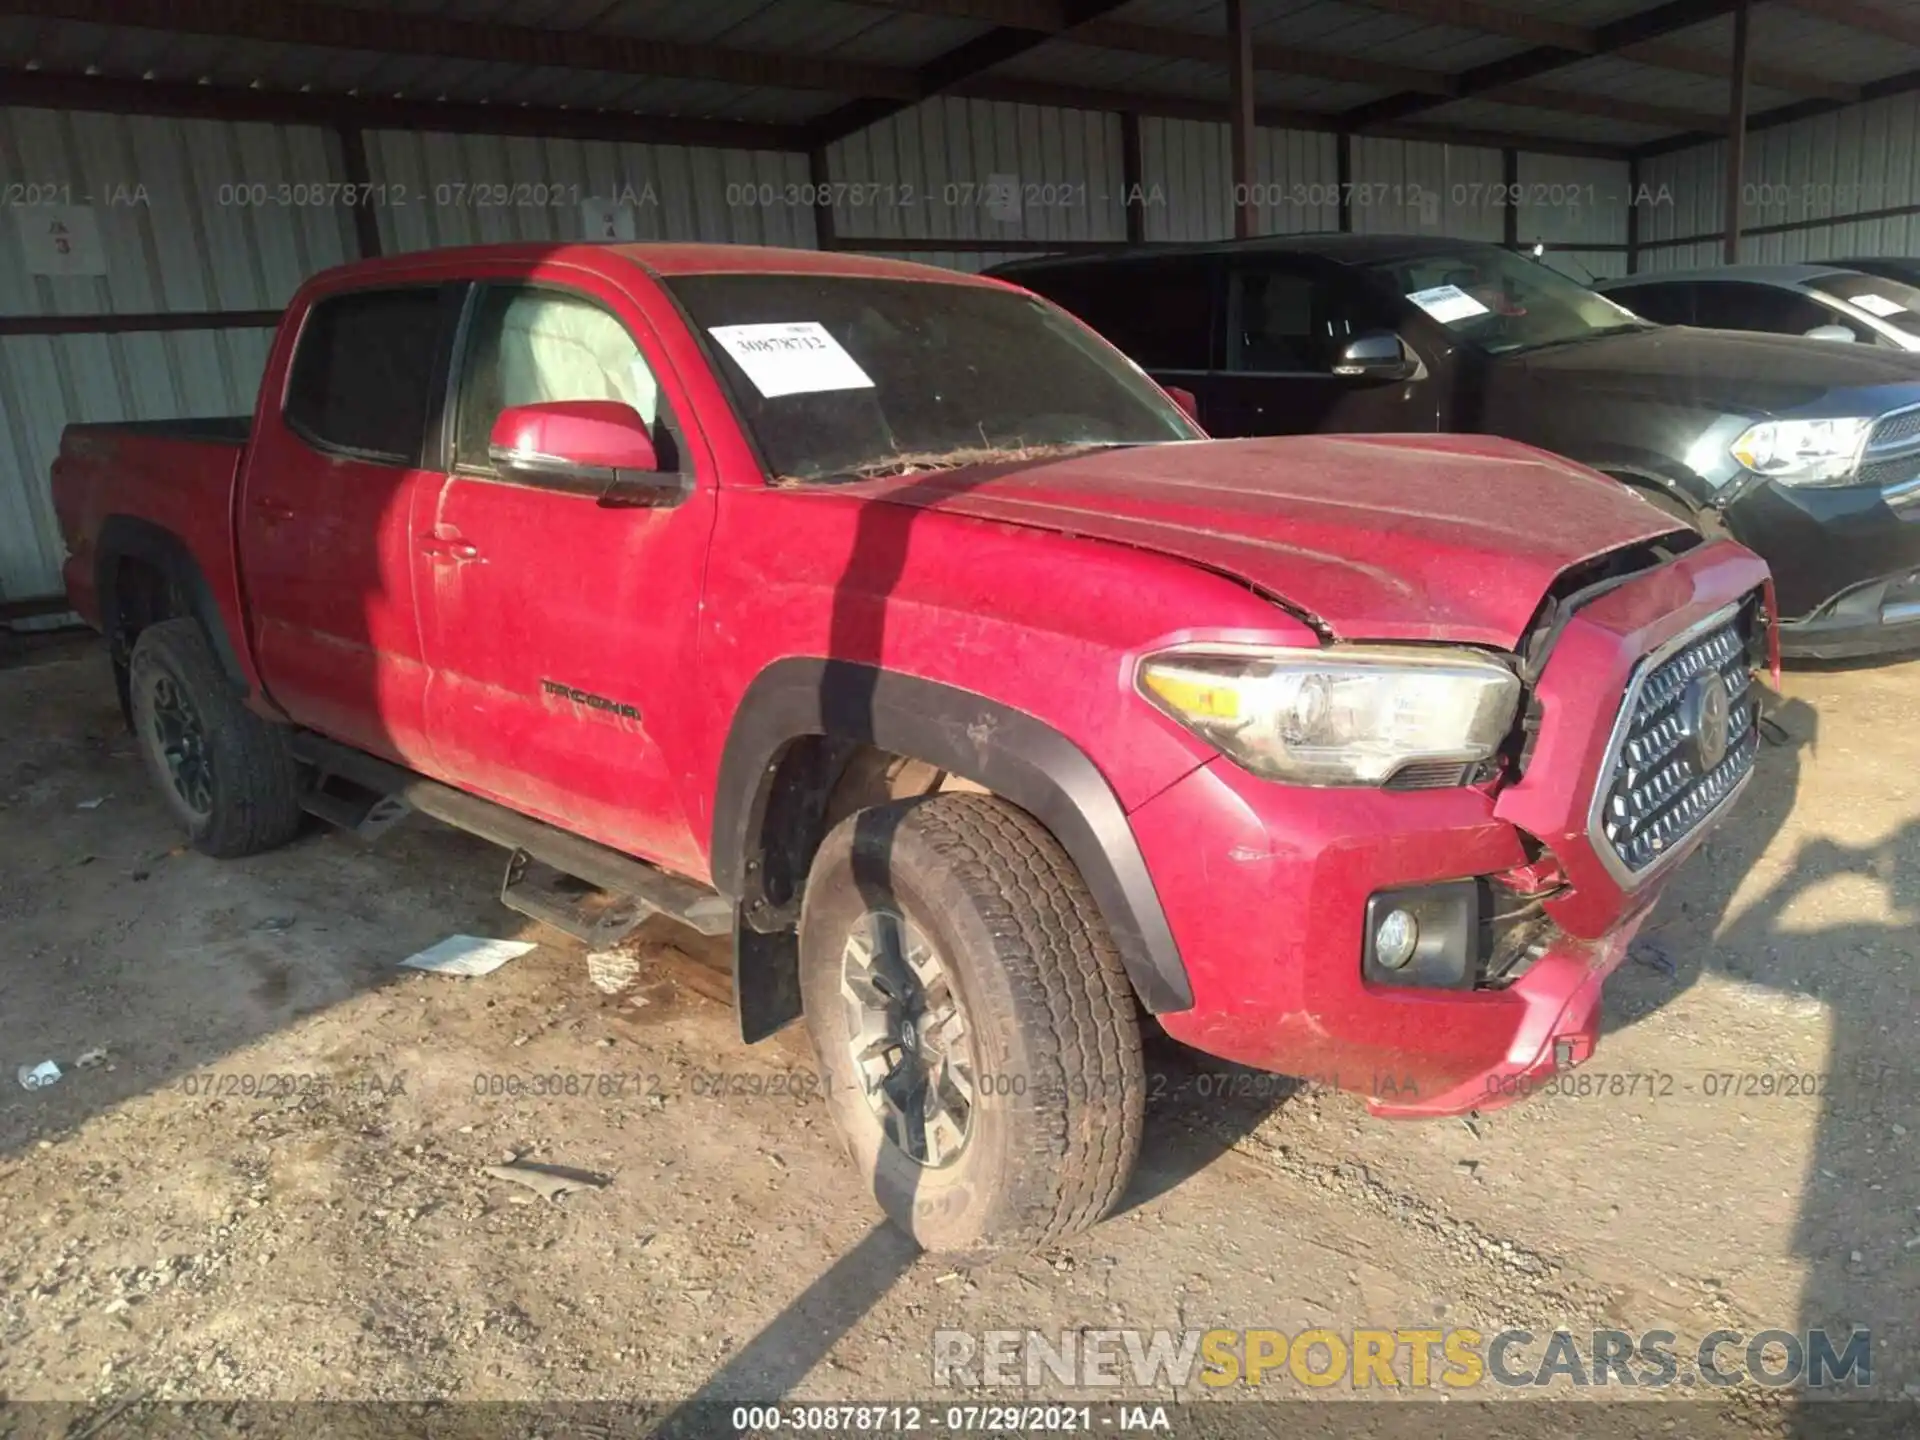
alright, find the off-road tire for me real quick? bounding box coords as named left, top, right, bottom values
left=128, top=618, right=303, bottom=858
left=798, top=793, right=1144, bottom=1258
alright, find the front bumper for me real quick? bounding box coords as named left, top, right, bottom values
left=1775, top=571, right=1920, bottom=659
left=1130, top=540, right=1771, bottom=1118
left=1725, top=475, right=1920, bottom=651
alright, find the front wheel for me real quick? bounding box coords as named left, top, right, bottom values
left=798, top=793, right=1144, bottom=1258
left=128, top=619, right=303, bottom=858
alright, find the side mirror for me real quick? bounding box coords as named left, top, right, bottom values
left=1332, top=330, right=1417, bottom=380
left=1803, top=324, right=1857, bottom=344
left=1163, top=384, right=1200, bottom=424
left=487, top=400, right=684, bottom=506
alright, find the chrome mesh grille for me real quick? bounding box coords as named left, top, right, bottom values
left=1869, top=406, right=1920, bottom=450
left=1597, top=613, right=1758, bottom=877
left=1863, top=407, right=1920, bottom=491
left=1859, top=456, right=1919, bottom=490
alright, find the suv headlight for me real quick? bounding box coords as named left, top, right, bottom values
left=1137, top=645, right=1521, bottom=787
left=1730, top=417, right=1873, bottom=486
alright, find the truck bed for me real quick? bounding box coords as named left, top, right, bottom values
left=52, top=418, right=255, bottom=638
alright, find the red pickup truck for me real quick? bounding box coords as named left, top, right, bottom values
left=52, top=242, right=1772, bottom=1257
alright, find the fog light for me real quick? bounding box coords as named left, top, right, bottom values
left=1375, top=908, right=1420, bottom=969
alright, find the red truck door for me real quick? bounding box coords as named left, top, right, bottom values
left=239, top=284, right=464, bottom=765
left=411, top=274, right=717, bottom=879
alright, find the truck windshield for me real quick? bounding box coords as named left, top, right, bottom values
left=666, top=273, right=1200, bottom=483
left=1807, top=272, right=1920, bottom=340
left=1362, top=246, right=1653, bottom=356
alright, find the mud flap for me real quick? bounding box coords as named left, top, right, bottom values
left=734, top=911, right=801, bottom=1043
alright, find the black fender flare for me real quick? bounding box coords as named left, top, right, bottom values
left=94, top=514, right=248, bottom=691
left=710, top=658, right=1193, bottom=1014
left=1590, top=454, right=1717, bottom=515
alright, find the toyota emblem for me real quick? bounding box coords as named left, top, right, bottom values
left=1684, top=672, right=1732, bottom=773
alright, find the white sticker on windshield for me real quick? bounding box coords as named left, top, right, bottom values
left=707, top=321, right=875, bottom=398
left=1850, top=292, right=1908, bottom=318
left=1406, top=284, right=1491, bottom=324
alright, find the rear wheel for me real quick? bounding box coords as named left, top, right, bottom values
left=128, top=619, right=303, bottom=858
left=798, top=793, right=1144, bottom=1258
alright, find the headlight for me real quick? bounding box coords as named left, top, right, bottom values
left=1137, top=645, right=1521, bottom=787
left=1730, top=417, right=1873, bottom=486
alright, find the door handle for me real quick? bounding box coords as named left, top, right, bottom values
left=420, top=533, right=480, bottom=561
left=252, top=497, right=297, bottom=522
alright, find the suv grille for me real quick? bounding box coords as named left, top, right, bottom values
left=1593, top=607, right=1758, bottom=880
left=1869, top=406, right=1920, bottom=449
left=1861, top=405, right=1920, bottom=491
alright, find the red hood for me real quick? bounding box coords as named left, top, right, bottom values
left=841, top=434, right=1682, bottom=649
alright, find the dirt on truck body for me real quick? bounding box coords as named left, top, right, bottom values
left=53, top=240, right=1769, bottom=1258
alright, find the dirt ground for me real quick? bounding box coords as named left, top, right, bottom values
left=1, top=635, right=1916, bottom=1431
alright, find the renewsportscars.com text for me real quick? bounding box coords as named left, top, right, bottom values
left=932, top=1326, right=1872, bottom=1391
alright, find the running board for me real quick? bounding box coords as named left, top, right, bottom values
left=291, top=734, right=733, bottom=938
left=499, top=849, right=654, bottom=948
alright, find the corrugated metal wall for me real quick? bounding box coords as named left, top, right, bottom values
left=0, top=106, right=353, bottom=605
left=1136, top=119, right=1341, bottom=240
left=1350, top=136, right=1502, bottom=240
left=1639, top=91, right=1920, bottom=272
left=857, top=252, right=1049, bottom=274
left=825, top=98, right=1128, bottom=247
left=2, top=93, right=1639, bottom=606
left=1639, top=137, right=1731, bottom=270
left=837, top=110, right=1619, bottom=256
left=366, top=131, right=814, bottom=253
left=1138, top=118, right=1233, bottom=242
left=0, top=107, right=809, bottom=606
left=0, top=108, right=357, bottom=317
left=1517, top=151, right=1631, bottom=282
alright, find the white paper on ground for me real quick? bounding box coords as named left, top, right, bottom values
left=1406, top=284, right=1491, bottom=324
left=707, top=322, right=875, bottom=398
left=1850, top=292, right=1908, bottom=318
left=401, top=935, right=538, bottom=977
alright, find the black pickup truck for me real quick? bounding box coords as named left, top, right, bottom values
left=994, top=235, right=1920, bottom=660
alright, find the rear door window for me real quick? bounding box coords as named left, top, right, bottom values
left=1016, top=259, right=1217, bottom=371
left=1693, top=282, right=1870, bottom=339
left=1609, top=282, right=1694, bottom=325
left=1226, top=260, right=1390, bottom=373
left=284, top=288, right=446, bottom=464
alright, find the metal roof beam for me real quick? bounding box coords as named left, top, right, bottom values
left=5, top=0, right=921, bottom=96
left=1072, top=19, right=1455, bottom=94
left=952, top=75, right=1629, bottom=157
left=844, top=0, right=1812, bottom=132
left=802, top=0, right=1132, bottom=145
left=1777, top=0, right=1920, bottom=49
left=1349, top=0, right=1854, bottom=102
left=0, top=67, right=811, bottom=151
left=1619, top=39, right=1857, bottom=103
left=1341, top=0, right=1741, bottom=130
left=1633, top=61, right=1920, bottom=157
left=3, top=0, right=1700, bottom=154
left=1488, top=84, right=1727, bottom=133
